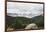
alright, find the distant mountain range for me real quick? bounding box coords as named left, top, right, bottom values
left=7, top=13, right=43, bottom=19
left=6, top=14, right=44, bottom=28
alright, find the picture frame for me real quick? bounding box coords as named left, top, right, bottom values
left=5, top=0, right=44, bottom=32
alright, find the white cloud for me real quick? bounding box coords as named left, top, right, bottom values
left=7, top=2, right=43, bottom=18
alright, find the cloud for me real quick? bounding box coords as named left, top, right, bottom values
left=7, top=2, right=43, bottom=18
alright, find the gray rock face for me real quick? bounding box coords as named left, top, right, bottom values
left=24, top=23, right=38, bottom=30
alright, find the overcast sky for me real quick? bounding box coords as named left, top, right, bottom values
left=7, top=2, right=43, bottom=18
